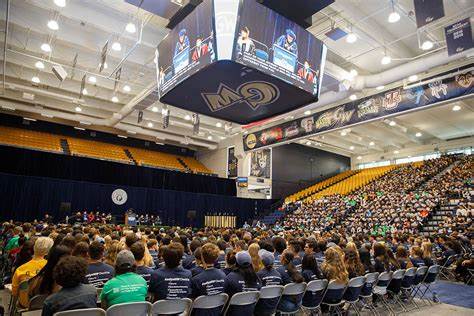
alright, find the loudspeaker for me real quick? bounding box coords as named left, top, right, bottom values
left=187, top=210, right=196, bottom=220
left=52, top=65, right=68, bottom=82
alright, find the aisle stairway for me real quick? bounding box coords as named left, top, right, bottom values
left=261, top=209, right=286, bottom=226
left=60, top=139, right=71, bottom=155
left=421, top=200, right=457, bottom=236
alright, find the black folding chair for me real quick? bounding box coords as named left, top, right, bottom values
left=417, top=265, right=441, bottom=306
left=400, top=267, right=417, bottom=310
left=301, top=279, right=327, bottom=315
left=372, top=272, right=394, bottom=316
left=359, top=272, right=379, bottom=316
left=387, top=269, right=406, bottom=312
left=321, top=280, right=347, bottom=316
left=343, top=276, right=366, bottom=316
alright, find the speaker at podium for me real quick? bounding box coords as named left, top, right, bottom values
left=125, top=209, right=137, bottom=226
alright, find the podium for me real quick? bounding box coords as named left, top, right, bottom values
left=125, top=211, right=137, bottom=226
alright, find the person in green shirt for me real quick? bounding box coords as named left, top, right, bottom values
left=5, top=226, right=22, bottom=254
left=100, top=249, right=148, bottom=309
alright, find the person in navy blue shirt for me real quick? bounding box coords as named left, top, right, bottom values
left=191, top=243, right=226, bottom=297
left=222, top=250, right=236, bottom=275
left=224, top=251, right=261, bottom=297
left=410, top=246, right=426, bottom=267
left=256, top=249, right=282, bottom=286
left=301, top=253, right=323, bottom=282
left=182, top=239, right=202, bottom=270
left=150, top=242, right=192, bottom=301
left=276, top=250, right=305, bottom=313
left=84, top=241, right=114, bottom=288
left=214, top=240, right=227, bottom=269
left=272, top=237, right=286, bottom=269
left=130, top=242, right=155, bottom=286
left=191, top=247, right=205, bottom=277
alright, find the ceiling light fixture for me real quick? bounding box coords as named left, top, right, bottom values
left=389, top=120, right=396, bottom=126
left=82, top=88, right=88, bottom=95
left=452, top=105, right=461, bottom=111
left=54, top=0, right=66, bottom=7
left=408, top=74, right=418, bottom=82
left=47, top=20, right=59, bottom=30
left=123, top=85, right=131, bottom=92
left=304, top=110, right=311, bottom=115
left=369, top=141, right=375, bottom=146
left=88, top=76, right=97, bottom=84
left=151, top=106, right=159, bottom=113
left=349, top=94, right=357, bottom=101
left=35, top=61, right=45, bottom=69
left=346, top=32, right=357, bottom=43
left=306, top=141, right=312, bottom=146
left=376, top=85, right=385, bottom=91
left=216, top=122, right=222, bottom=128
left=147, top=122, right=153, bottom=128
left=75, top=106, right=82, bottom=112
left=388, top=0, right=400, bottom=23
left=415, top=132, right=422, bottom=137
left=111, top=96, right=119, bottom=103
left=349, top=69, right=358, bottom=77
left=184, top=114, right=191, bottom=120
left=349, top=146, right=355, bottom=150
left=357, top=156, right=362, bottom=160
left=207, top=135, right=213, bottom=140
left=340, top=131, right=347, bottom=136
left=381, top=55, right=392, bottom=65
left=111, top=42, right=122, bottom=51
left=41, top=43, right=52, bottom=52
left=394, top=150, right=399, bottom=154
left=125, top=22, right=136, bottom=34
left=421, top=40, right=433, bottom=50
left=31, top=76, right=40, bottom=83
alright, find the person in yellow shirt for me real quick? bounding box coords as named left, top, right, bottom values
left=12, top=236, right=54, bottom=308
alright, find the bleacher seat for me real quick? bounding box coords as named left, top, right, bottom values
left=68, top=138, right=131, bottom=164
left=0, top=126, right=62, bottom=152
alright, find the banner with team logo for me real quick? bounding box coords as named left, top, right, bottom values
left=250, top=149, right=271, bottom=179
left=243, top=67, right=474, bottom=151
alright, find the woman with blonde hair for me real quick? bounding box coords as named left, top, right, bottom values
left=421, top=241, right=434, bottom=267
left=248, top=243, right=263, bottom=272
left=321, top=247, right=349, bottom=284
left=104, top=240, right=123, bottom=267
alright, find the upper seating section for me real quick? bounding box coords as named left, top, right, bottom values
left=0, top=126, right=62, bottom=152
left=0, top=125, right=213, bottom=175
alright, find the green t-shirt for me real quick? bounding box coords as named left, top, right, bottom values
left=101, top=272, right=147, bottom=308
left=5, top=235, right=20, bottom=253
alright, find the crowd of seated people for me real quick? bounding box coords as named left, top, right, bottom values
left=0, top=216, right=472, bottom=315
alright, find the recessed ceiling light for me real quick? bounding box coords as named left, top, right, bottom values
left=125, top=22, right=136, bottom=34
left=220, top=136, right=226, bottom=140
left=111, top=96, right=119, bottom=103
left=346, top=32, right=357, bottom=43
left=394, top=150, right=399, bottom=154
left=31, top=76, right=40, bottom=83
left=207, top=135, right=213, bottom=140
left=421, top=40, right=433, bottom=50
left=47, top=20, right=59, bottom=30
left=152, top=106, right=159, bottom=113
left=415, top=132, right=422, bottom=137
left=369, top=141, right=375, bottom=146
left=184, top=114, right=191, bottom=120
left=306, top=141, right=312, bottom=146
left=88, top=76, right=97, bottom=84
left=389, top=120, right=396, bottom=126
left=388, top=11, right=400, bottom=23
left=349, top=146, right=355, bottom=150
left=54, top=0, right=66, bottom=7
left=381, top=55, right=391, bottom=65
left=376, top=85, right=385, bottom=91
left=123, top=85, right=131, bottom=92
left=349, top=94, right=357, bottom=101
left=216, top=122, right=222, bottom=128
left=41, top=43, right=51, bottom=52
left=349, top=69, right=358, bottom=77
left=147, top=122, right=153, bottom=128
left=452, top=105, right=461, bottom=111
left=408, top=74, right=418, bottom=82
left=340, top=131, right=347, bottom=136
left=75, top=106, right=82, bottom=112
left=111, top=42, right=122, bottom=51
left=102, top=62, right=108, bottom=69
left=357, top=156, right=362, bottom=160
left=82, top=88, right=88, bottom=95
left=304, top=110, right=311, bottom=115
left=35, top=61, right=45, bottom=69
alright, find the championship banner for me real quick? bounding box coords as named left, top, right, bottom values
left=227, top=146, right=238, bottom=178
left=243, top=67, right=474, bottom=151
left=250, top=148, right=271, bottom=179
left=445, top=18, right=473, bottom=56
left=99, top=41, right=108, bottom=73
left=414, top=0, right=445, bottom=28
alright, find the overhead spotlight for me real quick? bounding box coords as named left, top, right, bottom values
left=394, top=150, right=399, bottom=154
left=408, top=75, right=418, bottom=82
left=54, top=0, right=66, bottom=7
left=47, top=20, right=59, bottom=30
left=207, top=135, right=213, bottom=140
left=111, top=42, right=122, bottom=51
left=111, top=96, right=119, bottom=103
left=357, top=156, right=362, bottom=160
left=82, top=88, right=88, bottom=95
left=216, top=122, right=222, bottom=128
left=452, top=105, right=461, bottom=111
left=346, top=32, right=357, bottom=43
left=306, top=141, right=312, bottom=146
left=31, top=76, right=40, bottom=83
left=376, top=85, right=385, bottom=91
left=41, top=43, right=52, bottom=52
left=102, top=62, right=108, bottom=69
left=369, top=141, right=375, bottom=146
left=349, top=69, right=358, bottom=77
left=388, top=11, right=400, bottom=23
left=147, top=122, right=153, bottom=128
left=75, top=106, right=82, bottom=112
left=421, top=40, right=433, bottom=51
left=151, top=106, right=159, bottom=112
left=340, top=131, right=347, bottom=136
left=125, top=22, right=136, bottom=34
left=220, top=136, right=226, bottom=140
left=184, top=114, right=191, bottom=120
left=349, top=94, right=357, bottom=101
left=415, top=132, right=422, bottom=137
left=304, top=110, right=311, bottom=115
left=381, top=55, right=391, bottom=65
left=35, top=61, right=45, bottom=69
left=123, top=85, right=131, bottom=92
left=349, top=146, right=355, bottom=150
left=389, top=120, right=396, bottom=126
left=88, top=76, right=97, bottom=83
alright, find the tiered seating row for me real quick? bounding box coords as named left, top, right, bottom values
left=0, top=126, right=62, bottom=153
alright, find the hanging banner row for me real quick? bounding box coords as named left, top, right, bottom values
left=243, top=67, right=474, bottom=151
